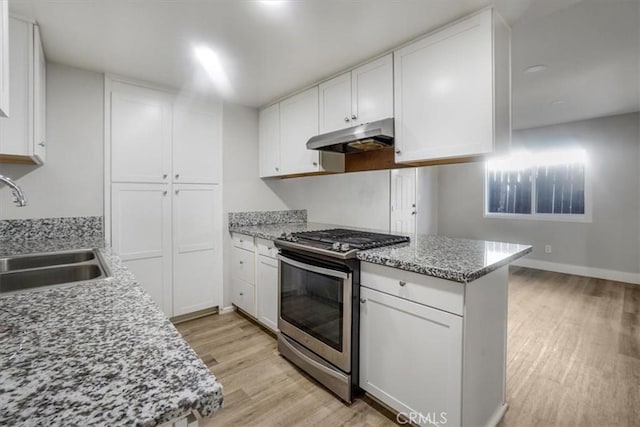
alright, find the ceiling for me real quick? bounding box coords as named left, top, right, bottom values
left=9, top=0, right=640, bottom=130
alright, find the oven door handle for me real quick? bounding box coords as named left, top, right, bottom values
left=277, top=254, right=350, bottom=280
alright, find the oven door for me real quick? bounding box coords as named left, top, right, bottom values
left=277, top=252, right=352, bottom=372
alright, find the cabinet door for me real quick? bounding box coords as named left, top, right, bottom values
left=257, top=254, right=278, bottom=332
left=0, top=17, right=32, bottom=156
left=111, top=183, right=172, bottom=315
left=173, top=184, right=221, bottom=316
left=279, top=87, right=319, bottom=175
left=111, top=82, right=172, bottom=183
left=32, top=24, right=45, bottom=162
left=172, top=101, right=221, bottom=184
left=394, top=10, right=493, bottom=163
left=258, top=103, right=280, bottom=177
left=318, top=72, right=351, bottom=133
left=360, top=287, right=462, bottom=426
left=0, top=0, right=8, bottom=118
left=351, top=54, right=393, bottom=126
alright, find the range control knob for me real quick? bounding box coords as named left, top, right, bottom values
left=332, top=242, right=341, bottom=251
left=340, top=243, right=351, bottom=252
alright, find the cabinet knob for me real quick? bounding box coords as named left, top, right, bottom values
left=175, top=174, right=180, bottom=179
left=395, top=150, right=401, bottom=155
left=351, top=114, right=357, bottom=120
left=399, top=280, right=407, bottom=287
left=162, top=190, right=168, bottom=196
left=239, top=292, right=244, bottom=296
left=344, top=117, right=350, bottom=122
left=38, top=141, right=45, bottom=147
left=163, top=174, right=168, bottom=179
left=312, top=162, right=318, bottom=166
left=239, top=239, right=243, bottom=243
left=275, top=167, right=279, bottom=171
left=175, top=190, right=179, bottom=195
left=239, top=261, right=244, bottom=264
left=360, top=297, right=367, bottom=303
left=411, top=211, right=416, bottom=215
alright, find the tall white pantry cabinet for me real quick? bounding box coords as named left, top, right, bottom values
left=106, top=77, right=222, bottom=318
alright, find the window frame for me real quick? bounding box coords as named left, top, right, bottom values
left=483, top=159, right=593, bottom=223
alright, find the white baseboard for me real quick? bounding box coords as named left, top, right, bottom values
left=512, top=258, right=640, bottom=285
left=219, top=305, right=237, bottom=315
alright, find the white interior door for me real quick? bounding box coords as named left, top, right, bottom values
left=390, top=168, right=417, bottom=234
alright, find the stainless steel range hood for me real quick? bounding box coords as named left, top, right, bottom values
left=307, top=118, right=394, bottom=153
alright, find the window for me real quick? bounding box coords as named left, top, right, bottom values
left=485, top=148, right=590, bottom=221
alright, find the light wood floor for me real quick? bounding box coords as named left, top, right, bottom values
left=175, top=267, right=640, bottom=427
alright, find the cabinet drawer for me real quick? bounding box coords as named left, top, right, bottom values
left=232, top=277, right=256, bottom=317
left=232, top=246, right=255, bottom=285
left=232, top=233, right=255, bottom=251
left=256, top=238, right=278, bottom=259
left=360, top=262, right=464, bottom=316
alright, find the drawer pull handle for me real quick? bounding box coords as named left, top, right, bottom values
left=399, top=280, right=407, bottom=287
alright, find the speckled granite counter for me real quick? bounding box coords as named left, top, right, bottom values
left=0, top=241, right=223, bottom=426
left=229, top=221, right=337, bottom=241
left=229, top=221, right=531, bottom=284
left=357, top=235, right=531, bottom=283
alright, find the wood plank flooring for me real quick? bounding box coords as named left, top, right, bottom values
left=175, top=267, right=640, bottom=427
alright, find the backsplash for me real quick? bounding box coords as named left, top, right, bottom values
left=228, top=210, right=307, bottom=227
left=0, top=216, right=103, bottom=242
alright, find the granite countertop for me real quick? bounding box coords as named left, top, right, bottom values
left=357, top=235, right=532, bottom=283
left=229, top=221, right=337, bottom=241
left=0, top=240, right=223, bottom=426
left=229, top=222, right=531, bottom=283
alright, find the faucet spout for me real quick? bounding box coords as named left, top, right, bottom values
left=0, top=174, right=27, bottom=207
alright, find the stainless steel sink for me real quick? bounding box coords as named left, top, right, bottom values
left=0, top=249, right=96, bottom=273
left=0, top=249, right=111, bottom=295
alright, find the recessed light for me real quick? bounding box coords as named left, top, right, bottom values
left=524, top=65, right=547, bottom=73
left=550, top=100, right=567, bottom=106
left=259, top=0, right=286, bottom=6
left=193, top=46, right=232, bottom=96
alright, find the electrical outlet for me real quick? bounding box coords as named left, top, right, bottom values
left=545, top=245, right=552, bottom=254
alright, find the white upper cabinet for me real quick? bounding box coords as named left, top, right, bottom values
left=319, top=54, right=393, bottom=134
left=110, top=82, right=172, bottom=183
left=279, top=86, right=320, bottom=175
left=319, top=72, right=352, bottom=133
left=394, top=9, right=510, bottom=163
left=0, top=17, right=46, bottom=164
left=0, top=1, right=9, bottom=118
left=33, top=24, right=45, bottom=162
left=258, top=103, right=280, bottom=177
left=172, top=101, right=221, bottom=184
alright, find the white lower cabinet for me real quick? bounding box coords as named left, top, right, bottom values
left=257, top=253, right=278, bottom=332
left=360, top=262, right=509, bottom=427
left=360, top=286, right=462, bottom=427
left=230, top=233, right=278, bottom=331
left=172, top=184, right=221, bottom=316
left=112, top=182, right=221, bottom=318
left=111, top=183, right=172, bottom=315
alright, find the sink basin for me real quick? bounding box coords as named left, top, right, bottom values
left=0, top=250, right=95, bottom=273
left=0, top=265, right=104, bottom=293
left=0, top=249, right=111, bottom=295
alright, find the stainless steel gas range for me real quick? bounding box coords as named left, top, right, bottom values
left=274, top=228, right=409, bottom=402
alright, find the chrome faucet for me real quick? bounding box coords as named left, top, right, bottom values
left=0, top=174, right=27, bottom=207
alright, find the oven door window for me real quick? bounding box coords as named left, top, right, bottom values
left=280, top=260, right=345, bottom=352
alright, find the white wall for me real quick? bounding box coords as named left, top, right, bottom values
left=0, top=63, right=104, bottom=219
left=437, top=113, right=640, bottom=277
